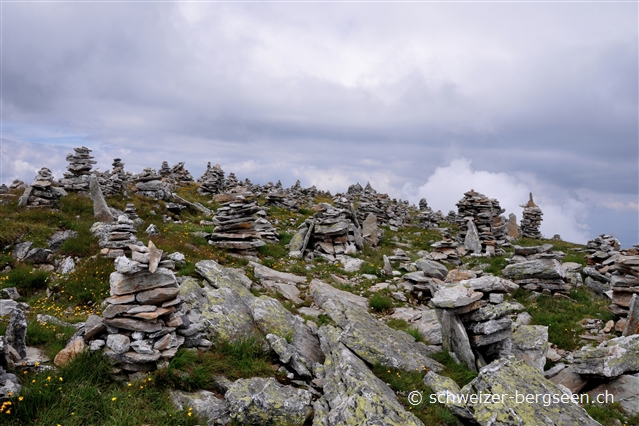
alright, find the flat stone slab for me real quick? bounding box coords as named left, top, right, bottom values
left=573, top=334, right=639, bottom=378
left=251, top=262, right=306, bottom=284
left=503, top=259, right=566, bottom=281
left=109, top=268, right=177, bottom=296
left=310, top=278, right=369, bottom=310
left=432, top=285, right=484, bottom=309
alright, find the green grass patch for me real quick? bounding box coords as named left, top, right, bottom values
left=511, top=287, right=614, bottom=350
left=56, top=255, right=113, bottom=307
left=430, top=351, right=478, bottom=387
left=386, top=318, right=424, bottom=343
left=369, top=293, right=393, bottom=312
left=3, top=265, right=51, bottom=294
left=583, top=402, right=639, bottom=426
left=25, top=319, right=77, bottom=360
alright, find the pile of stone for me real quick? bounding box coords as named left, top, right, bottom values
left=421, top=232, right=465, bottom=264
left=264, top=191, right=299, bottom=210
left=415, top=198, right=440, bottom=228
left=586, top=234, right=621, bottom=263
left=197, top=163, right=225, bottom=195
left=59, top=146, right=96, bottom=192
left=207, top=197, right=268, bottom=257
left=503, top=248, right=571, bottom=294
left=166, top=162, right=194, bottom=186
left=444, top=210, right=457, bottom=223
left=91, top=215, right=140, bottom=258
left=224, top=172, right=240, bottom=191
left=431, top=275, right=524, bottom=372
left=520, top=193, right=543, bottom=239
left=354, top=190, right=409, bottom=229
left=455, top=189, right=508, bottom=252
left=347, top=182, right=363, bottom=195
left=86, top=241, right=199, bottom=373
left=289, top=202, right=362, bottom=260
left=9, top=180, right=27, bottom=191
left=18, top=168, right=67, bottom=208
left=101, top=158, right=129, bottom=196
left=134, top=168, right=172, bottom=200
left=606, top=252, right=639, bottom=330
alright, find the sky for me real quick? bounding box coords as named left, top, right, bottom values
left=1, top=1, right=637, bottom=247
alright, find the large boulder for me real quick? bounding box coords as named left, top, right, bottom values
left=309, top=279, right=368, bottom=310
left=169, top=389, right=230, bottom=425
left=502, top=259, right=566, bottom=280
left=313, top=325, right=425, bottom=426
left=510, top=325, right=548, bottom=372
left=415, top=259, right=448, bottom=280
left=225, top=377, right=313, bottom=425
left=573, top=334, right=639, bottom=378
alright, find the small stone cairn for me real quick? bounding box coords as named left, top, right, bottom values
left=101, top=158, right=129, bottom=196
left=208, top=197, right=268, bottom=257
left=92, top=215, right=140, bottom=259
left=289, top=202, right=362, bottom=261
left=604, top=247, right=639, bottom=334
left=455, top=189, right=508, bottom=254
left=9, top=180, right=27, bottom=190
left=520, top=193, right=543, bottom=239
left=580, top=235, right=622, bottom=296
left=224, top=172, right=240, bottom=192
left=59, top=146, right=96, bottom=192
left=18, top=168, right=67, bottom=207
left=431, top=275, right=522, bottom=372
left=502, top=245, right=571, bottom=294
left=89, top=241, right=200, bottom=373
left=415, top=198, right=440, bottom=228
left=134, top=168, right=172, bottom=200
left=161, top=162, right=194, bottom=186
left=197, top=163, right=225, bottom=195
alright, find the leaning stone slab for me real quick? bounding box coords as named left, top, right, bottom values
left=322, top=298, right=443, bottom=373
left=313, top=325, right=425, bottom=426
left=169, top=389, right=231, bottom=426
left=573, top=334, right=639, bottom=378
left=437, top=308, right=476, bottom=372
left=252, top=262, right=306, bottom=284
left=510, top=325, right=548, bottom=372
left=309, top=278, right=368, bottom=310
left=415, top=258, right=448, bottom=280
left=225, top=377, right=313, bottom=425
left=448, top=357, right=600, bottom=426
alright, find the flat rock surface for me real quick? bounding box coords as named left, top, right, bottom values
left=573, top=334, right=639, bottom=378
left=310, top=278, right=368, bottom=310
left=432, top=285, right=484, bottom=309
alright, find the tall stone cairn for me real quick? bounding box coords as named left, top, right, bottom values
left=197, top=163, right=225, bottom=195
left=18, top=168, right=66, bottom=207
left=208, top=197, right=267, bottom=256
left=102, top=158, right=129, bottom=196
left=224, top=172, right=240, bottom=192
left=520, top=193, right=543, bottom=239
left=416, top=198, right=440, bottom=229
left=455, top=189, right=507, bottom=251
left=161, top=162, right=194, bottom=186
left=60, top=146, right=96, bottom=192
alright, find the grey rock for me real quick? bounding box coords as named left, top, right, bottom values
left=313, top=325, right=425, bottom=426
left=415, top=258, right=448, bottom=280
left=12, top=241, right=33, bottom=261
left=23, top=247, right=52, bottom=264
left=0, top=367, right=21, bottom=400
left=145, top=224, right=160, bottom=237
left=309, top=278, right=368, bottom=310
left=170, top=389, right=231, bottom=425
left=361, top=212, right=380, bottom=246
left=1, top=287, right=20, bottom=300
left=0, top=300, right=19, bottom=317
left=437, top=308, right=476, bottom=372
left=464, top=217, right=482, bottom=254
left=573, top=334, right=639, bottom=378
left=109, top=267, right=177, bottom=296
left=458, top=275, right=518, bottom=293
left=83, top=314, right=106, bottom=341
left=6, top=308, right=27, bottom=358
left=382, top=255, right=393, bottom=276
left=106, top=334, right=131, bottom=354
left=47, top=230, right=79, bottom=251
left=502, top=258, right=566, bottom=280
left=252, top=262, right=306, bottom=284
left=90, top=175, right=114, bottom=222
left=585, top=276, right=611, bottom=295
left=147, top=240, right=163, bottom=274
left=461, top=301, right=525, bottom=322
left=549, top=365, right=588, bottom=394
left=587, top=373, right=639, bottom=416
left=511, top=325, right=548, bottom=372
left=57, top=256, right=76, bottom=274
left=225, top=377, right=313, bottom=425
left=623, top=294, right=639, bottom=336
left=431, top=285, right=484, bottom=309
left=114, top=256, right=145, bottom=274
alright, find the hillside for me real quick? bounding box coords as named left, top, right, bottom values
left=0, top=159, right=638, bottom=426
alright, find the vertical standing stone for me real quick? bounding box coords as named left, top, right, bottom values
left=6, top=308, right=27, bottom=359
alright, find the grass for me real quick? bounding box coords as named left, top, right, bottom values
left=511, top=287, right=614, bottom=350
left=430, top=351, right=478, bottom=387
left=2, top=351, right=199, bottom=425
left=2, top=265, right=51, bottom=294
left=584, top=402, right=639, bottom=426
left=154, top=336, right=278, bottom=391
left=25, top=319, right=77, bottom=360
left=369, top=293, right=394, bottom=312
left=386, top=318, right=424, bottom=343
left=371, top=363, right=459, bottom=425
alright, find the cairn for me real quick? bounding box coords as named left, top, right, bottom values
left=415, top=198, right=440, bottom=229
left=60, top=146, right=96, bottom=192
left=18, top=168, right=67, bottom=208
left=91, top=215, right=139, bottom=258
left=432, top=276, right=522, bottom=372
left=605, top=249, right=639, bottom=334
left=163, top=162, right=194, bottom=186
left=520, top=193, right=543, bottom=239
left=456, top=189, right=507, bottom=253
left=208, top=197, right=267, bottom=257
left=224, top=172, right=240, bottom=192
left=134, top=168, right=172, bottom=200
left=102, top=158, right=129, bottom=196
left=89, top=241, right=202, bottom=373
left=197, top=163, right=225, bottom=195
left=264, top=191, right=299, bottom=210
left=289, top=202, right=362, bottom=261
left=9, top=180, right=27, bottom=190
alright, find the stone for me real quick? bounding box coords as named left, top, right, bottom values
left=337, top=255, right=364, bottom=272
left=135, top=287, right=180, bottom=305
left=361, top=212, right=380, bottom=246
left=437, top=308, right=476, bottom=372
left=109, top=268, right=177, bottom=296
left=462, top=301, right=525, bottom=322
left=520, top=193, right=544, bottom=239
left=415, top=258, right=448, bottom=280
left=502, top=259, right=566, bottom=281
left=312, top=325, right=425, bottom=426
left=252, top=263, right=306, bottom=284
left=6, top=308, right=27, bottom=358
left=511, top=325, right=548, bottom=372
left=457, top=275, right=518, bottom=293
left=445, top=269, right=477, bottom=283
left=103, top=318, right=163, bottom=333
left=47, top=230, right=79, bottom=251
left=90, top=175, right=114, bottom=222
left=464, top=217, right=482, bottom=254
left=83, top=314, right=106, bottom=341
left=147, top=240, right=163, bottom=274
left=0, top=300, right=19, bottom=317
left=114, top=256, right=145, bottom=274
left=431, top=285, right=484, bottom=309
left=587, top=373, right=639, bottom=416
left=309, top=278, right=369, bottom=310
left=54, top=339, right=86, bottom=366
left=225, top=377, right=313, bottom=425
left=623, top=294, right=639, bottom=336
left=505, top=213, right=520, bottom=240
left=1, top=287, right=20, bottom=300
left=57, top=256, right=76, bottom=274
left=573, top=334, right=639, bottom=378
left=382, top=255, right=393, bottom=276
left=107, top=334, right=131, bottom=354
left=0, top=367, right=21, bottom=400
left=169, top=389, right=231, bottom=426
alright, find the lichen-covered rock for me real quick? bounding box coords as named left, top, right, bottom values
left=461, top=301, right=525, bottom=322
left=0, top=367, right=21, bottom=400
left=169, top=389, right=231, bottom=425
left=434, top=357, right=600, bottom=426
left=457, top=275, right=518, bottom=293
left=502, top=259, right=566, bottom=281
left=310, top=278, right=368, bottom=310
left=225, top=377, right=313, bottom=425
left=313, top=325, right=425, bottom=426
left=321, top=298, right=443, bottom=373
left=6, top=308, right=27, bottom=359
left=431, top=285, right=483, bottom=309
left=511, top=325, right=548, bottom=372
left=573, top=334, right=639, bottom=378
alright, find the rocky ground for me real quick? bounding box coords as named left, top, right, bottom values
left=0, top=161, right=638, bottom=426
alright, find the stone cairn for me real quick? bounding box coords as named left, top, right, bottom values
left=161, top=162, right=194, bottom=186
left=415, top=198, right=440, bottom=229
left=60, top=146, right=96, bottom=192
left=422, top=232, right=465, bottom=264
left=607, top=248, right=639, bottom=335
left=134, top=168, right=172, bottom=200
left=431, top=275, right=522, bottom=372
left=264, top=190, right=299, bottom=210
left=456, top=189, right=507, bottom=255
left=502, top=244, right=571, bottom=295
left=102, top=158, right=129, bottom=196
left=445, top=210, right=457, bottom=223
left=18, top=168, right=67, bottom=208
left=197, top=163, right=225, bottom=195
left=578, top=235, right=623, bottom=297
left=9, top=180, right=27, bottom=191
left=351, top=184, right=410, bottom=229
left=520, top=193, right=543, bottom=239
left=207, top=197, right=269, bottom=257
left=289, top=202, right=362, bottom=261
left=224, top=172, right=240, bottom=192
left=87, top=241, right=203, bottom=374
left=91, top=215, right=140, bottom=259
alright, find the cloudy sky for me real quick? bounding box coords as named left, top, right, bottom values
left=1, top=1, right=637, bottom=247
